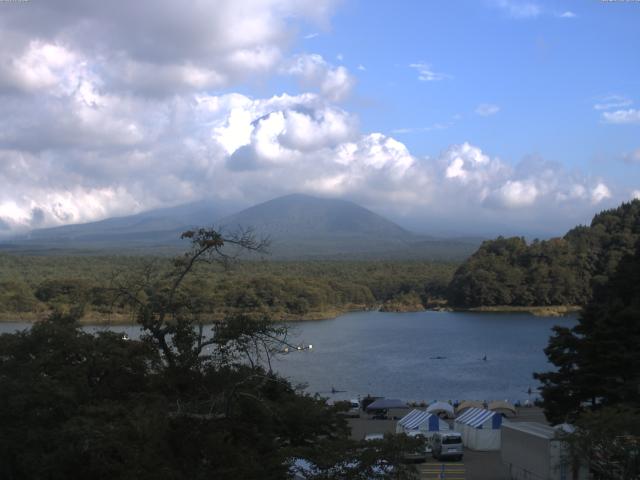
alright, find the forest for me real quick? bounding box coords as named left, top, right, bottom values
left=0, top=255, right=456, bottom=323
left=447, top=199, right=640, bottom=307
left=2, top=200, right=639, bottom=321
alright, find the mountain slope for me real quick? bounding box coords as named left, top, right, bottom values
left=4, top=200, right=229, bottom=252
left=217, top=194, right=415, bottom=257
left=1, top=194, right=480, bottom=259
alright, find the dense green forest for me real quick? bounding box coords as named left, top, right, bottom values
left=448, top=200, right=640, bottom=307
left=0, top=255, right=456, bottom=322
left=3, top=200, right=639, bottom=320
left=534, top=239, right=640, bottom=478
left=0, top=229, right=421, bottom=479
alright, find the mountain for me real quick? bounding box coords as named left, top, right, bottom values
left=1, top=194, right=480, bottom=259
left=216, top=194, right=413, bottom=257
left=3, top=200, right=229, bottom=253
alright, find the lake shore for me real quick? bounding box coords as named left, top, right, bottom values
left=455, top=305, right=581, bottom=317
left=0, top=303, right=580, bottom=325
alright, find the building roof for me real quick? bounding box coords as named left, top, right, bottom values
left=426, top=401, right=454, bottom=416
left=455, top=400, right=484, bottom=414
left=365, top=398, right=407, bottom=411
left=488, top=400, right=517, bottom=415
left=398, top=409, right=432, bottom=429
left=455, top=407, right=501, bottom=429
left=502, top=421, right=565, bottom=440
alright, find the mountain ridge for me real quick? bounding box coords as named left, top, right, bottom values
left=1, top=194, right=480, bottom=260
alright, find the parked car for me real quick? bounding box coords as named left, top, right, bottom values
left=431, top=432, right=463, bottom=461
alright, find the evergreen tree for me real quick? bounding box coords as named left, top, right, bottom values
left=534, top=240, right=640, bottom=424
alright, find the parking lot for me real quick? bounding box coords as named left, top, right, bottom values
left=418, top=460, right=466, bottom=479
left=346, top=409, right=543, bottom=479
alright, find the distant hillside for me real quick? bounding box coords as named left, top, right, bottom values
left=2, top=201, right=229, bottom=253
left=448, top=200, right=640, bottom=307
left=1, top=194, right=480, bottom=260
left=218, top=194, right=407, bottom=257
left=217, top=194, right=479, bottom=260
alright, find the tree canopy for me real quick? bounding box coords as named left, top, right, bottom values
left=0, top=229, right=420, bottom=479
left=534, top=238, right=640, bottom=478
left=448, top=200, right=640, bottom=307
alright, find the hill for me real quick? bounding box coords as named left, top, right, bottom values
left=1, top=201, right=231, bottom=254
left=218, top=194, right=418, bottom=258
left=447, top=199, right=640, bottom=307
left=2, top=194, right=480, bottom=260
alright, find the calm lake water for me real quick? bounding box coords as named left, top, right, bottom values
left=0, top=310, right=576, bottom=404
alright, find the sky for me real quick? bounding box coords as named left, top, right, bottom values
left=0, top=0, right=639, bottom=238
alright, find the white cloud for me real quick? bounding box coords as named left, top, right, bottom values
left=602, top=109, right=640, bottom=124
left=492, top=0, right=542, bottom=18
left=632, top=190, right=640, bottom=200
left=357, top=64, right=366, bottom=71
left=0, top=0, right=625, bottom=237
left=591, top=183, right=611, bottom=204
left=284, top=54, right=355, bottom=101
left=304, top=33, right=319, bottom=39
left=495, top=180, right=539, bottom=207
left=0, top=0, right=339, bottom=96
left=559, top=11, right=576, bottom=19
left=409, top=63, right=450, bottom=82
left=475, top=103, right=500, bottom=116
left=594, top=95, right=633, bottom=111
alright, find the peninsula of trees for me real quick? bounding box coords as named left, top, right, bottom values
left=447, top=200, right=640, bottom=308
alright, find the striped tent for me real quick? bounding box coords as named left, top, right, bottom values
left=454, top=408, right=502, bottom=451
left=396, top=409, right=450, bottom=436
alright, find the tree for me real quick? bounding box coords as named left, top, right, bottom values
left=0, top=228, right=419, bottom=479
left=534, top=240, right=640, bottom=424
left=534, top=240, right=640, bottom=478
left=448, top=200, right=640, bottom=308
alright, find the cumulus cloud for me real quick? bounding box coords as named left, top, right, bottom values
left=602, top=109, right=640, bottom=124
left=0, top=0, right=625, bottom=237
left=0, top=0, right=338, bottom=96
left=558, top=11, right=576, bottom=19
left=284, top=54, right=355, bottom=101
left=591, top=183, right=612, bottom=204
left=409, top=63, right=450, bottom=82
left=475, top=104, right=500, bottom=116
left=633, top=190, right=640, bottom=200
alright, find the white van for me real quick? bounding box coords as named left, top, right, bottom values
left=431, top=432, right=463, bottom=461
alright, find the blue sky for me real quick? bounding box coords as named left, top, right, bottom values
left=290, top=0, right=640, bottom=178
left=0, top=0, right=638, bottom=237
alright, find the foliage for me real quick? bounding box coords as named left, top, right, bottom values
left=534, top=238, right=640, bottom=478
left=448, top=200, right=640, bottom=307
left=561, top=407, right=640, bottom=480
left=0, top=253, right=456, bottom=321
left=534, top=238, right=640, bottom=424
left=0, top=229, right=420, bottom=479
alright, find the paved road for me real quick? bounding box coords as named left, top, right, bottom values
left=418, top=461, right=466, bottom=479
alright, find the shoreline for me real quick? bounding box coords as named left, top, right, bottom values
left=0, top=303, right=581, bottom=326
left=454, top=305, right=581, bottom=317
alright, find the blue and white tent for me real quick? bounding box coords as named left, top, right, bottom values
left=454, top=407, right=502, bottom=450
left=395, top=409, right=450, bottom=436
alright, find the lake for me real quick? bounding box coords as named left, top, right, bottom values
left=0, top=310, right=576, bottom=404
